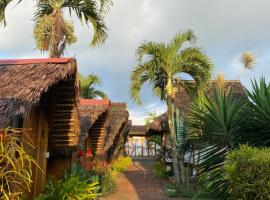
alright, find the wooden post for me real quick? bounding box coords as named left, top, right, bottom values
left=142, top=139, right=144, bottom=157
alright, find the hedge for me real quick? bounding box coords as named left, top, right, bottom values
left=224, top=145, right=270, bottom=200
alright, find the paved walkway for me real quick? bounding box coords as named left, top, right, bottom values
left=101, top=159, right=185, bottom=200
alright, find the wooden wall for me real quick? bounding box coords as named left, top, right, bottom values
left=23, top=108, right=49, bottom=198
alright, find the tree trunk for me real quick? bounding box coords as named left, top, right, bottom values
left=167, top=101, right=181, bottom=187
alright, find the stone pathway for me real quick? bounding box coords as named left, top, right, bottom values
left=101, top=159, right=186, bottom=200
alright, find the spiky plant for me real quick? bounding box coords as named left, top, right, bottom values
left=188, top=88, right=246, bottom=199
left=242, top=78, right=270, bottom=146
left=130, top=30, right=213, bottom=186
left=0, top=128, right=38, bottom=200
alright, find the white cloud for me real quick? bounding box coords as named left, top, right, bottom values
left=129, top=102, right=166, bottom=125
left=1, top=0, right=270, bottom=124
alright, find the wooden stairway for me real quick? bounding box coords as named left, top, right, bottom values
left=50, top=80, right=78, bottom=147
left=88, top=112, right=107, bottom=155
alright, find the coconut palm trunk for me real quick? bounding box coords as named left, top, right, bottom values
left=167, top=99, right=181, bottom=185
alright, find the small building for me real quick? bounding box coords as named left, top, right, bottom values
left=79, top=100, right=131, bottom=166
left=126, top=125, right=161, bottom=158
left=0, top=58, right=80, bottom=198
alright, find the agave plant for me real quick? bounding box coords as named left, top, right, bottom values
left=188, top=88, right=246, bottom=199
left=243, top=78, right=270, bottom=146
left=0, top=128, right=38, bottom=200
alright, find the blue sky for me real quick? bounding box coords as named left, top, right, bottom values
left=1, top=0, right=270, bottom=124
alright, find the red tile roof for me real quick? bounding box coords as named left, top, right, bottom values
left=80, top=98, right=110, bottom=106
left=0, top=58, right=72, bottom=65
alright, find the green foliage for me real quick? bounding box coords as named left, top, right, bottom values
left=1, top=0, right=110, bottom=57
left=35, top=163, right=99, bottom=200
left=92, top=157, right=132, bottom=197
left=130, top=30, right=213, bottom=104
left=144, top=111, right=158, bottom=126
left=70, top=163, right=99, bottom=183
left=147, top=135, right=162, bottom=147
left=243, top=78, right=270, bottom=146
left=163, top=182, right=212, bottom=199
left=224, top=145, right=270, bottom=200
left=0, top=128, right=38, bottom=200
left=153, top=161, right=171, bottom=179
left=99, top=169, right=117, bottom=197
left=188, top=88, right=246, bottom=199
left=111, top=156, right=132, bottom=174
left=34, top=15, right=77, bottom=53
left=35, top=176, right=99, bottom=200
left=79, top=73, right=108, bottom=99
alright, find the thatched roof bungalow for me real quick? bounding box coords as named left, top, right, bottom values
left=106, top=103, right=131, bottom=161
left=79, top=100, right=131, bottom=165
left=0, top=58, right=80, bottom=197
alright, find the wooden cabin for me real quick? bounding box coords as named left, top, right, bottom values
left=106, top=103, right=131, bottom=162
left=79, top=100, right=131, bottom=167
left=0, top=58, right=80, bottom=198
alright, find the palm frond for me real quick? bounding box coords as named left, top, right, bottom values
left=243, top=78, right=270, bottom=146
left=169, top=29, right=196, bottom=53
left=177, top=47, right=213, bottom=89
left=79, top=73, right=106, bottom=99
left=135, top=41, right=165, bottom=62
left=0, top=0, right=15, bottom=26
left=99, top=0, right=113, bottom=14
left=63, top=0, right=108, bottom=46
left=93, top=89, right=107, bottom=99
left=129, top=63, right=153, bottom=104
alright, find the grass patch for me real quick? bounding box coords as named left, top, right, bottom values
left=163, top=182, right=213, bottom=200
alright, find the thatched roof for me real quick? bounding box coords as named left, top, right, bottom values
left=147, top=80, right=245, bottom=132
left=0, top=58, right=78, bottom=127
left=147, top=112, right=169, bottom=132
left=103, top=102, right=129, bottom=152
left=129, top=125, right=147, bottom=136
left=173, top=80, right=245, bottom=113
left=79, top=99, right=110, bottom=133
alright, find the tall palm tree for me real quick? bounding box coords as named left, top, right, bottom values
left=130, top=30, right=213, bottom=186
left=0, top=0, right=112, bottom=57
left=79, top=73, right=107, bottom=99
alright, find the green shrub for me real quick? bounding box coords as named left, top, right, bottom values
left=70, top=163, right=99, bottom=183
left=99, top=169, right=117, bottom=197
left=96, top=156, right=132, bottom=197
left=111, top=156, right=132, bottom=174
left=0, top=128, right=38, bottom=200
left=35, top=164, right=99, bottom=200
left=153, top=161, right=171, bottom=179
left=224, top=145, right=270, bottom=200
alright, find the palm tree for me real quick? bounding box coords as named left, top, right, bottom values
left=129, top=30, right=213, bottom=186
left=79, top=73, right=107, bottom=99
left=0, top=0, right=112, bottom=57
